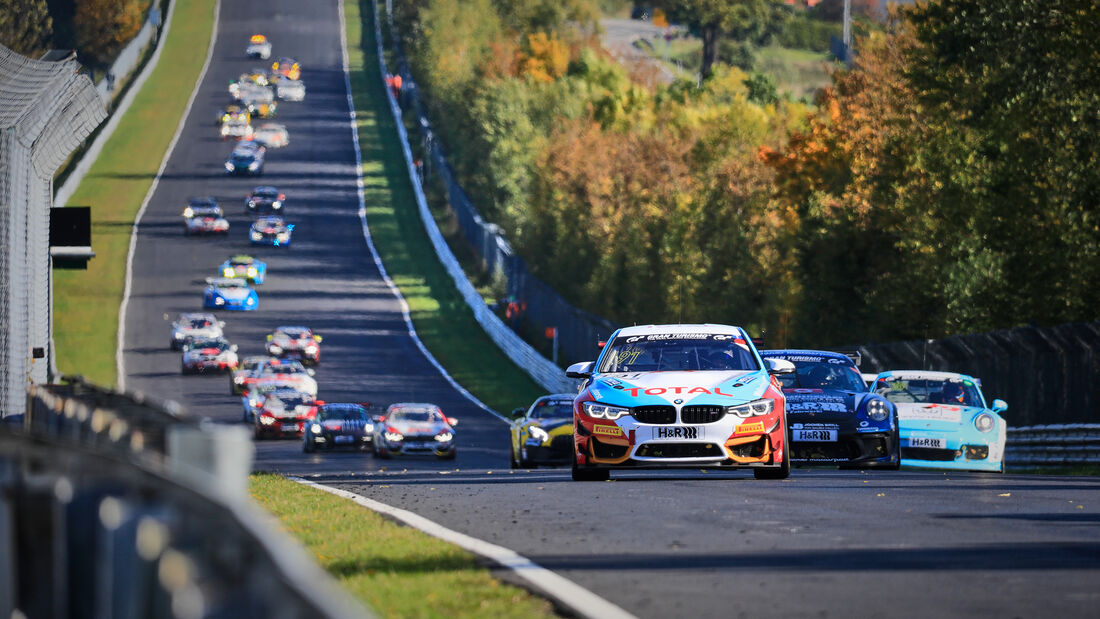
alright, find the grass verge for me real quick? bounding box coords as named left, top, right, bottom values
left=53, top=0, right=218, bottom=387
left=250, top=474, right=557, bottom=618
left=344, top=0, right=544, bottom=412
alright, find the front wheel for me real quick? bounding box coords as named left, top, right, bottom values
left=303, top=438, right=314, bottom=453
left=755, top=424, right=792, bottom=480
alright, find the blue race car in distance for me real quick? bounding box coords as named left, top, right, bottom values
left=225, top=141, right=265, bottom=175
left=871, top=370, right=1008, bottom=473
left=249, top=215, right=292, bottom=246
left=245, top=185, right=285, bottom=215
left=203, top=277, right=258, bottom=311
left=761, top=349, right=899, bottom=469
left=219, top=254, right=267, bottom=284
left=303, top=402, right=375, bottom=453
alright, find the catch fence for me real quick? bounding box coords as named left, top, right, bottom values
left=382, top=8, right=617, bottom=369
left=859, top=322, right=1100, bottom=426
left=0, top=44, right=105, bottom=417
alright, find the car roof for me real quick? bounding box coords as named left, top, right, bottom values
left=761, top=349, right=853, bottom=362
left=876, top=370, right=979, bottom=382
left=613, top=323, right=745, bottom=337
left=208, top=277, right=246, bottom=287
left=179, top=312, right=217, bottom=321
left=387, top=403, right=441, bottom=412
left=226, top=254, right=255, bottom=263
left=276, top=325, right=310, bottom=332
left=252, top=186, right=278, bottom=193
left=254, top=216, right=284, bottom=224
left=269, top=389, right=310, bottom=398
left=537, top=393, right=576, bottom=403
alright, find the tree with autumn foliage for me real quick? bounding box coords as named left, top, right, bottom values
left=654, top=0, right=779, bottom=79
left=73, top=0, right=145, bottom=65
left=0, top=0, right=54, bottom=57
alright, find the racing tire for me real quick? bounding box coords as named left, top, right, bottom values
left=571, top=465, right=609, bottom=482
left=755, top=423, right=792, bottom=480
left=509, top=449, right=519, bottom=470
left=303, top=439, right=314, bottom=453
left=373, top=445, right=391, bottom=459
left=438, top=449, right=457, bottom=461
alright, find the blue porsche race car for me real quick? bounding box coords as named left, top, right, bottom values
left=871, top=370, right=1008, bottom=473
left=219, top=254, right=267, bottom=284
left=203, top=277, right=258, bottom=311
left=249, top=215, right=293, bottom=247
left=761, top=350, right=899, bottom=469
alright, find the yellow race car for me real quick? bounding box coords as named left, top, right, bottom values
left=271, top=57, right=301, bottom=80
left=509, top=394, right=576, bottom=468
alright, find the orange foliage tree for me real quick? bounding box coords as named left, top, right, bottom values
left=74, top=0, right=145, bottom=66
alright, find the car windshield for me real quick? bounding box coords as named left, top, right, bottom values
left=390, top=410, right=441, bottom=423
left=598, top=333, right=759, bottom=373
left=874, top=377, right=983, bottom=407
left=323, top=406, right=366, bottom=421
left=775, top=359, right=866, bottom=392
left=278, top=328, right=309, bottom=338
left=262, top=363, right=305, bottom=375
left=275, top=394, right=311, bottom=408
left=187, top=318, right=213, bottom=328
left=530, top=400, right=573, bottom=419
left=192, top=340, right=227, bottom=351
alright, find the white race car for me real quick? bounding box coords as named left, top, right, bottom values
left=275, top=78, right=305, bottom=101
left=169, top=312, right=224, bottom=350
left=246, top=34, right=272, bottom=59
left=181, top=337, right=239, bottom=374
left=253, top=122, right=288, bottom=148
left=182, top=198, right=229, bottom=235
left=566, top=323, right=795, bottom=481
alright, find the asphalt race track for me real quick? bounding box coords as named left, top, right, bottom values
left=122, top=1, right=1100, bottom=617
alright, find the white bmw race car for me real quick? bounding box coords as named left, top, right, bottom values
left=566, top=323, right=795, bottom=481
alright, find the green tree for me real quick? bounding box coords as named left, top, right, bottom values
left=0, top=0, right=54, bottom=57
left=73, top=0, right=144, bottom=65
left=655, top=0, right=777, bottom=79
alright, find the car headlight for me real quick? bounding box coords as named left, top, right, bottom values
left=435, top=431, right=453, bottom=442
left=260, top=416, right=275, bottom=425
left=975, top=413, right=995, bottom=433
left=582, top=401, right=630, bottom=420
left=305, top=345, right=318, bottom=354
left=528, top=426, right=549, bottom=443
left=269, top=344, right=282, bottom=354
left=728, top=399, right=774, bottom=418
left=245, top=297, right=255, bottom=305
left=225, top=162, right=235, bottom=171
left=277, top=233, right=289, bottom=241
left=250, top=231, right=262, bottom=240
left=272, top=201, right=282, bottom=208
left=183, top=207, right=194, bottom=218
left=384, top=431, right=403, bottom=442
left=311, top=423, right=322, bottom=434
left=248, top=161, right=260, bottom=170
left=214, top=297, right=225, bottom=305
left=866, top=399, right=889, bottom=422
left=247, top=267, right=257, bottom=277
left=173, top=332, right=184, bottom=340
left=223, top=268, right=234, bottom=277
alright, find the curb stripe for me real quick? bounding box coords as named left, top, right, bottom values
left=290, top=476, right=638, bottom=619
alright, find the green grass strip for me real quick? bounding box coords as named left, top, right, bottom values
left=344, top=0, right=544, bottom=412
left=250, top=474, right=557, bottom=618
left=54, top=0, right=218, bottom=387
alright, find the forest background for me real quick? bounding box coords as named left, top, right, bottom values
left=391, top=0, right=1098, bottom=348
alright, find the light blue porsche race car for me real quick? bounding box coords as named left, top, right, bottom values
left=871, top=370, right=1008, bottom=473
left=203, top=277, right=259, bottom=311
left=219, top=254, right=267, bottom=284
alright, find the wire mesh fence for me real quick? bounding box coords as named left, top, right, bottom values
left=0, top=44, right=105, bottom=416
left=859, top=322, right=1100, bottom=426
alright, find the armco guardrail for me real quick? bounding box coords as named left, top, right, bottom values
left=370, top=0, right=576, bottom=394
left=1, top=378, right=368, bottom=618
left=1006, top=424, right=1100, bottom=467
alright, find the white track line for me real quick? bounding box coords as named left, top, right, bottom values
left=291, top=476, right=638, bottom=619
left=117, top=0, right=221, bottom=391
left=337, top=0, right=505, bottom=423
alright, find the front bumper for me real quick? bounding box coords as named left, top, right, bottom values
left=789, top=428, right=898, bottom=468
left=572, top=413, right=787, bottom=471
left=256, top=417, right=306, bottom=438
left=378, top=438, right=455, bottom=457
left=308, top=432, right=372, bottom=449
left=183, top=359, right=235, bottom=372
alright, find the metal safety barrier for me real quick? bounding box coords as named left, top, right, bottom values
left=1006, top=424, right=1100, bottom=467
left=0, top=378, right=369, bottom=618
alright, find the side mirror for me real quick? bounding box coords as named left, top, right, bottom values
left=766, top=358, right=795, bottom=375
left=218, top=321, right=226, bottom=328
left=306, top=368, right=315, bottom=377
left=446, top=417, right=459, bottom=427
left=314, top=335, right=323, bottom=342
left=266, top=334, right=273, bottom=341
left=231, top=345, right=239, bottom=352
left=510, top=407, right=526, bottom=420
left=991, top=399, right=1008, bottom=414
left=566, top=361, right=594, bottom=380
